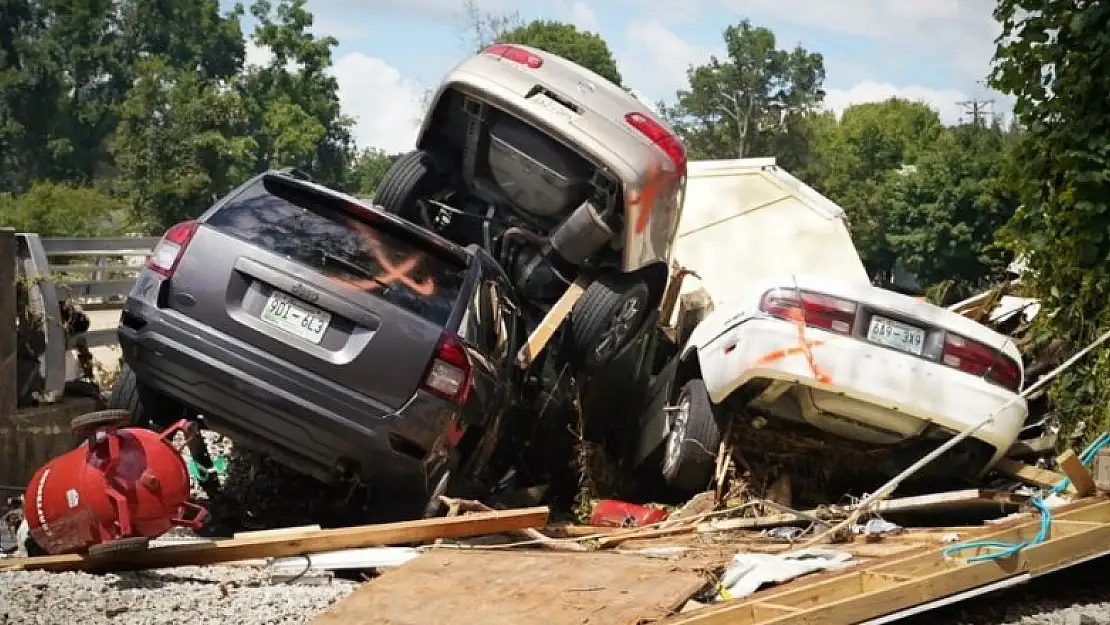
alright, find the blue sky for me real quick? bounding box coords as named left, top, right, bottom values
left=232, top=0, right=1011, bottom=153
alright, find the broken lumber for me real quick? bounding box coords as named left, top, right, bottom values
left=516, top=276, right=587, bottom=368
left=662, top=498, right=1110, bottom=625
left=443, top=497, right=587, bottom=552
left=995, top=458, right=1074, bottom=492
left=698, top=489, right=1029, bottom=533
left=1057, top=449, right=1096, bottom=497
left=0, top=506, right=549, bottom=573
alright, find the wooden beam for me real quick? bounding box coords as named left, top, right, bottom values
left=663, top=499, right=1110, bottom=625
left=0, top=228, right=14, bottom=419
left=515, top=277, right=587, bottom=369
left=0, top=506, right=549, bottom=574
left=1056, top=449, right=1096, bottom=497
left=995, top=458, right=1073, bottom=492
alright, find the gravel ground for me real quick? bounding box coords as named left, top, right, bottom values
left=0, top=565, right=357, bottom=625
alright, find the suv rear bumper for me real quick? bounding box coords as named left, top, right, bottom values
left=118, top=299, right=457, bottom=497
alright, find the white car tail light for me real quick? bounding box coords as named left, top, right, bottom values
left=942, top=333, right=1021, bottom=391
left=146, top=220, right=199, bottom=278
left=760, top=288, right=858, bottom=335
left=421, top=332, right=473, bottom=404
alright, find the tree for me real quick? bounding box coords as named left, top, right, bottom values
left=111, top=58, right=255, bottom=231
left=878, top=123, right=1018, bottom=290
left=667, top=20, right=825, bottom=168
left=0, top=181, right=131, bottom=236
left=991, top=1, right=1110, bottom=443
left=495, top=20, right=623, bottom=87
left=811, top=98, right=945, bottom=271
left=347, top=149, right=399, bottom=196
left=239, top=0, right=354, bottom=187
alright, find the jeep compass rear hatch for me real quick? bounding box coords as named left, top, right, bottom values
left=166, top=173, right=472, bottom=410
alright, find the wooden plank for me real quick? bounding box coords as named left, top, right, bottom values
left=232, top=525, right=321, bottom=540
left=40, top=236, right=158, bottom=255
left=312, top=550, right=706, bottom=625
left=1056, top=449, right=1096, bottom=497
left=0, top=506, right=549, bottom=573
left=699, top=490, right=1028, bottom=532
left=515, top=276, right=587, bottom=369
left=662, top=499, right=1110, bottom=625
left=0, top=228, right=15, bottom=418
left=995, top=458, right=1073, bottom=491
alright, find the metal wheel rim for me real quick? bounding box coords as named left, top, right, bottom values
left=593, top=296, right=641, bottom=361
left=663, top=392, right=691, bottom=474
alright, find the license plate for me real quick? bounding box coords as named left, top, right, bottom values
left=260, top=291, right=331, bottom=344
left=867, top=315, right=925, bottom=356
left=530, top=93, right=575, bottom=122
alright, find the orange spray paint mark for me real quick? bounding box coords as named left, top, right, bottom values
left=630, top=160, right=668, bottom=235
left=750, top=308, right=833, bottom=384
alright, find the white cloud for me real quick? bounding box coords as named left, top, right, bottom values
left=564, top=1, right=599, bottom=33
left=620, top=21, right=715, bottom=102
left=331, top=53, right=425, bottom=153
left=244, top=39, right=273, bottom=68
left=824, top=81, right=972, bottom=125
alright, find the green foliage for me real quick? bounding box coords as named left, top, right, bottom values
left=347, top=149, right=400, bottom=196
left=0, top=181, right=131, bottom=236
left=665, top=20, right=825, bottom=175
left=990, top=0, right=1110, bottom=443
left=111, top=57, right=255, bottom=232
left=879, top=124, right=1018, bottom=289
left=496, top=20, right=623, bottom=87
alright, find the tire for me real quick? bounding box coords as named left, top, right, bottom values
left=108, top=365, right=182, bottom=430
left=568, top=273, right=651, bottom=372
left=374, top=149, right=447, bottom=228
left=661, top=378, right=722, bottom=495
left=70, top=409, right=132, bottom=435
left=87, top=536, right=150, bottom=559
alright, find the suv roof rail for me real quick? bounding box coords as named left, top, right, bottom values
left=276, top=166, right=315, bottom=182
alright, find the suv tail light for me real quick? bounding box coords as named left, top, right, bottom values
left=421, top=332, right=472, bottom=404
left=624, top=112, right=687, bottom=173
left=760, top=288, right=857, bottom=335
left=942, top=333, right=1021, bottom=391
left=482, top=44, right=543, bottom=68
left=146, top=220, right=199, bottom=278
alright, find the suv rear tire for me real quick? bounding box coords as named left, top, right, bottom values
left=569, top=273, right=650, bottom=372
left=108, top=365, right=183, bottom=430
left=661, top=378, right=721, bottom=495
left=375, top=149, right=447, bottom=228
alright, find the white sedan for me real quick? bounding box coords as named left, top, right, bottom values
left=658, top=275, right=1028, bottom=494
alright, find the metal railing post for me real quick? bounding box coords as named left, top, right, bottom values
left=0, top=228, right=15, bottom=417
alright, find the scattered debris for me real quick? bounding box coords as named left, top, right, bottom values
left=716, top=549, right=854, bottom=601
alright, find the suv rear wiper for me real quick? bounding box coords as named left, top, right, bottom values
left=317, top=250, right=392, bottom=289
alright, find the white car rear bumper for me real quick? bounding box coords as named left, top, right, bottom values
left=696, top=316, right=1028, bottom=469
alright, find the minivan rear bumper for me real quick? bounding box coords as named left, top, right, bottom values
left=118, top=299, right=458, bottom=497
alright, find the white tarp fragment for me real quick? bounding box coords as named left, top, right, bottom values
left=717, top=549, right=854, bottom=601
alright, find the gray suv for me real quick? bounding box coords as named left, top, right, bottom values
left=113, top=170, right=527, bottom=512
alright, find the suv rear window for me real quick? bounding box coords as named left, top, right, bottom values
left=205, top=176, right=466, bottom=326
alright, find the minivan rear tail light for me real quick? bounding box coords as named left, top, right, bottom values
left=760, top=288, right=857, bottom=335
left=482, top=44, right=543, bottom=68
left=624, top=112, right=687, bottom=173
left=421, top=332, right=473, bottom=404
left=942, top=333, right=1021, bottom=391
left=146, top=220, right=199, bottom=278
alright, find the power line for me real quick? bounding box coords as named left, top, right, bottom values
left=956, top=99, right=995, bottom=125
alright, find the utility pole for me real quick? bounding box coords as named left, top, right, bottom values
left=956, top=99, right=995, bottom=125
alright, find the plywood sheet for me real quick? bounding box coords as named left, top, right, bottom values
left=313, top=550, right=707, bottom=625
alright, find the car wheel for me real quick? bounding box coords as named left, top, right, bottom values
left=569, top=273, right=651, bottom=372
left=661, top=378, right=721, bottom=495
left=87, top=536, right=150, bottom=559
left=375, top=149, right=450, bottom=230
left=108, top=365, right=184, bottom=430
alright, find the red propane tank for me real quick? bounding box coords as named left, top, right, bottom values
left=22, top=410, right=208, bottom=556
